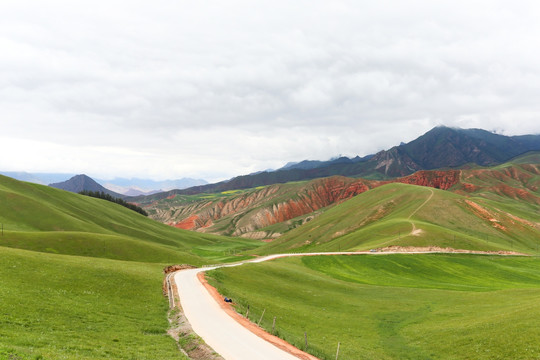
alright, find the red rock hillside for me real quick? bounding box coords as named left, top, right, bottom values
left=148, top=170, right=462, bottom=237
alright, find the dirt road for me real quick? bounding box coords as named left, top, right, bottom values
left=174, top=263, right=303, bottom=360
left=173, top=249, right=525, bottom=359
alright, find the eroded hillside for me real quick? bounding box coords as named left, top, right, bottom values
left=144, top=170, right=461, bottom=237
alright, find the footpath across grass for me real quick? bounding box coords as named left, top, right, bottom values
left=0, top=247, right=186, bottom=360
left=207, top=254, right=540, bottom=360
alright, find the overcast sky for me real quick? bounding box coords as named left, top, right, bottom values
left=2, top=1, right=540, bottom=182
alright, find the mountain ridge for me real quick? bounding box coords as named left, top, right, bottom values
left=49, top=174, right=124, bottom=198
left=134, top=126, right=540, bottom=199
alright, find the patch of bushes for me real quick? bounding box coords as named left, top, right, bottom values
left=79, top=191, right=148, bottom=216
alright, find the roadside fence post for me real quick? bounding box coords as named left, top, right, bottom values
left=245, top=305, right=250, bottom=319
left=272, top=316, right=276, bottom=334
left=258, top=309, right=266, bottom=326
left=304, top=332, right=308, bottom=351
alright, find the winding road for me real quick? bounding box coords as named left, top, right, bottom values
left=174, top=253, right=361, bottom=360
left=173, top=247, right=522, bottom=359
left=172, top=187, right=524, bottom=359
left=173, top=189, right=438, bottom=359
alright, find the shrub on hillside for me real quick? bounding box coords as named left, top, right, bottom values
left=79, top=191, right=148, bottom=216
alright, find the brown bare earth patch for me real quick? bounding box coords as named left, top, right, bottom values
left=173, top=215, right=200, bottom=230
left=197, top=272, right=319, bottom=360
left=464, top=200, right=507, bottom=230
left=376, top=245, right=528, bottom=256
left=162, top=265, right=196, bottom=296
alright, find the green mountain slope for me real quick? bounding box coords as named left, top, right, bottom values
left=207, top=254, right=540, bottom=360
left=0, top=175, right=259, bottom=264
left=1, top=247, right=187, bottom=360
left=256, top=182, right=540, bottom=255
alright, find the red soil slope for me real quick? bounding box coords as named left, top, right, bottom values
left=167, top=170, right=461, bottom=235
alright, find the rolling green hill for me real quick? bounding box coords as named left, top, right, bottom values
left=0, top=174, right=261, bottom=264
left=207, top=254, right=540, bottom=360
left=255, top=182, right=540, bottom=255
left=1, top=247, right=187, bottom=360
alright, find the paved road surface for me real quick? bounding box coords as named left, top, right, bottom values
left=174, top=250, right=481, bottom=359
left=174, top=264, right=301, bottom=360
left=174, top=252, right=372, bottom=359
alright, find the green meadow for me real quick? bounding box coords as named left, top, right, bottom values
left=0, top=175, right=262, bottom=359
left=2, top=169, right=540, bottom=359
left=0, top=174, right=261, bottom=265
left=207, top=254, right=540, bottom=360
left=0, top=247, right=184, bottom=360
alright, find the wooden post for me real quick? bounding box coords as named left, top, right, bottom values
left=245, top=305, right=250, bottom=319
left=272, top=316, right=276, bottom=334
left=304, top=332, right=308, bottom=350
left=258, top=309, right=266, bottom=326
left=335, top=342, right=340, bottom=360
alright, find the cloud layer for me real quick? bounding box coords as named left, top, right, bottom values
left=2, top=1, right=540, bottom=181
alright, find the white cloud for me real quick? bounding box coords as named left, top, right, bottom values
left=2, top=0, right=540, bottom=181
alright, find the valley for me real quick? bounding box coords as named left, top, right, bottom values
left=1, top=127, right=540, bottom=359
left=138, top=157, right=540, bottom=258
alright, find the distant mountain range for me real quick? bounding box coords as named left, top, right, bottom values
left=5, top=126, right=540, bottom=199
left=138, top=126, right=540, bottom=199
left=99, top=177, right=208, bottom=196
left=0, top=171, right=208, bottom=195
left=0, top=172, right=76, bottom=185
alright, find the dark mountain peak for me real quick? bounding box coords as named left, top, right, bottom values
left=398, top=126, right=540, bottom=170
left=49, top=174, right=123, bottom=197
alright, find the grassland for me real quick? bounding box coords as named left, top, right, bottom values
left=0, top=246, right=186, bottom=360
left=0, top=174, right=261, bottom=265
left=3, top=159, right=540, bottom=360
left=207, top=254, right=540, bottom=360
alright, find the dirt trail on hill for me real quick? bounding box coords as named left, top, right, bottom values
left=375, top=188, right=434, bottom=247
left=407, top=188, right=433, bottom=236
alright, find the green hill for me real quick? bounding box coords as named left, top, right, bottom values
left=0, top=174, right=263, bottom=359
left=0, top=174, right=260, bottom=264
left=207, top=254, right=540, bottom=360
left=256, top=182, right=540, bottom=255
left=1, top=246, right=187, bottom=360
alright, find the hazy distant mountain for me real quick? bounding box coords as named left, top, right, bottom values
left=49, top=174, right=123, bottom=198
left=0, top=172, right=75, bottom=185
left=0, top=171, right=207, bottom=196
left=99, top=177, right=208, bottom=195
left=121, top=188, right=162, bottom=197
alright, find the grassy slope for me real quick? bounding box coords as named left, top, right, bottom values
left=0, top=175, right=260, bottom=264
left=207, top=254, right=540, bottom=360
left=0, top=247, right=185, bottom=360
left=0, top=175, right=261, bottom=358
left=256, top=182, right=540, bottom=255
